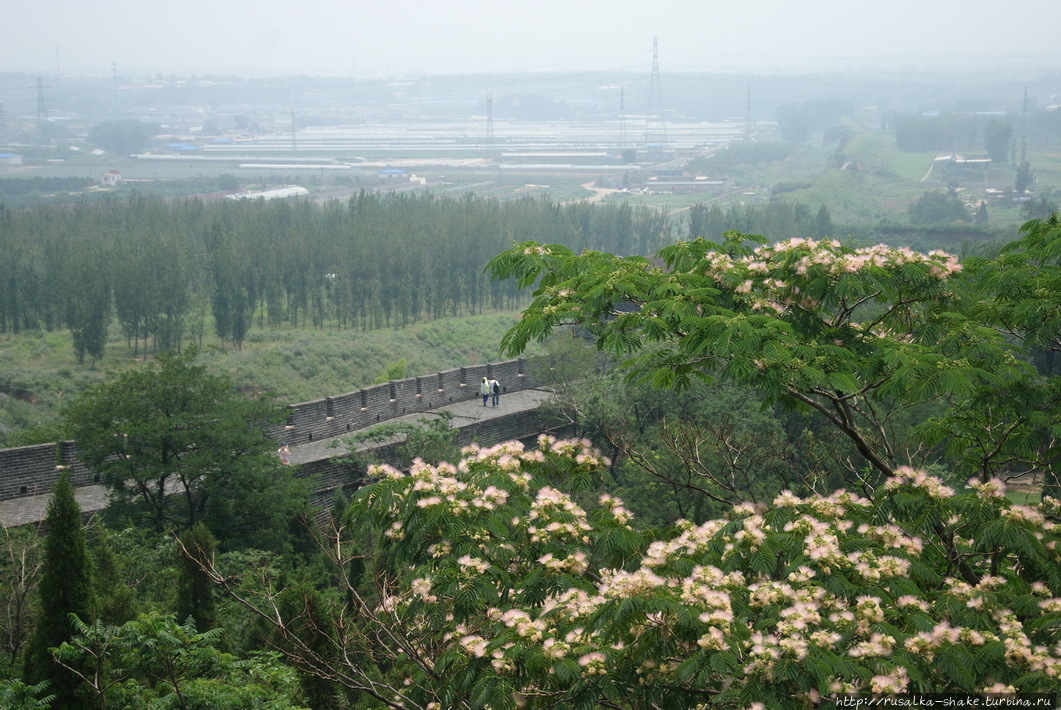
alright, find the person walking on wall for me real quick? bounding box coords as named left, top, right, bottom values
left=278, top=444, right=290, bottom=465
left=480, top=376, right=490, bottom=406
left=489, top=377, right=501, bottom=407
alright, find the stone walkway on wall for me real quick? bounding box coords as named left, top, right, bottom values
left=0, top=386, right=555, bottom=528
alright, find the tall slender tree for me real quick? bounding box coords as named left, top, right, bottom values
left=23, top=472, right=95, bottom=708
left=174, top=523, right=218, bottom=633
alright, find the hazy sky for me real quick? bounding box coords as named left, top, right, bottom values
left=5, top=0, right=1059, bottom=80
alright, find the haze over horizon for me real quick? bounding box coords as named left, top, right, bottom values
left=5, top=0, right=1060, bottom=81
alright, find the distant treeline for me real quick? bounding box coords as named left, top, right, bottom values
left=687, top=200, right=835, bottom=242
left=685, top=199, right=1016, bottom=252
left=0, top=193, right=669, bottom=361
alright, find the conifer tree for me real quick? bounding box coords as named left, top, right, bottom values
left=89, top=525, right=138, bottom=626
left=23, top=472, right=94, bottom=708
left=174, top=523, right=218, bottom=633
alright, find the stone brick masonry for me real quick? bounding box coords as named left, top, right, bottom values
left=0, top=358, right=554, bottom=527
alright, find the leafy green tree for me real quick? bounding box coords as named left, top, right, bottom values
left=0, top=527, right=42, bottom=667
left=89, top=524, right=139, bottom=626
left=984, top=118, right=1013, bottom=163
left=489, top=235, right=1034, bottom=486
left=546, top=373, right=807, bottom=524
left=23, top=472, right=95, bottom=708
left=61, top=348, right=301, bottom=542
left=202, top=438, right=1061, bottom=708
left=908, top=190, right=970, bottom=225
left=527, top=328, right=604, bottom=388
left=272, top=583, right=342, bottom=708
left=372, top=358, right=408, bottom=384
left=0, top=191, right=655, bottom=352
left=174, top=523, right=218, bottom=633
left=1020, top=195, right=1058, bottom=221
left=63, top=247, right=112, bottom=364
left=963, top=215, right=1061, bottom=497
left=211, top=234, right=255, bottom=350
left=0, top=678, right=55, bottom=709
left=53, top=612, right=309, bottom=709
left=975, top=201, right=989, bottom=225
left=814, top=204, right=833, bottom=238
left=686, top=200, right=838, bottom=244
left=110, top=226, right=190, bottom=357
left=1016, top=160, right=1035, bottom=194
left=217, top=173, right=240, bottom=192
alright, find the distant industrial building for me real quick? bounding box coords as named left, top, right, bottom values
left=644, top=174, right=729, bottom=194
left=0, top=153, right=24, bottom=166
left=226, top=185, right=310, bottom=201
left=379, top=167, right=409, bottom=181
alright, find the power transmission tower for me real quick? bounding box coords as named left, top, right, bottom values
left=291, top=111, right=298, bottom=151
left=36, top=77, right=47, bottom=145
left=619, top=86, right=626, bottom=149
left=111, top=61, right=119, bottom=115
left=745, top=85, right=752, bottom=141
left=644, top=37, right=666, bottom=149
left=486, top=93, right=495, bottom=144
left=1020, top=86, right=1028, bottom=164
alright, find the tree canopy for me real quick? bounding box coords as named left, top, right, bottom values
left=0, top=193, right=670, bottom=357
left=5, top=215, right=1061, bottom=708
left=491, top=231, right=1053, bottom=486
left=61, top=348, right=307, bottom=545
left=22, top=473, right=94, bottom=708
left=202, top=437, right=1061, bottom=708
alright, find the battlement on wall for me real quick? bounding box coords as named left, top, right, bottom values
left=0, top=441, right=97, bottom=502
left=0, top=358, right=536, bottom=503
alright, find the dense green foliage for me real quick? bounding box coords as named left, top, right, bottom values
left=3, top=203, right=1061, bottom=707
left=893, top=113, right=1012, bottom=154
left=175, top=524, right=219, bottom=633
left=52, top=613, right=308, bottom=708
left=157, top=222, right=1057, bottom=708
left=22, top=473, right=95, bottom=708
left=61, top=348, right=308, bottom=543
left=0, top=312, right=527, bottom=449
left=489, top=222, right=1060, bottom=490
left=907, top=190, right=971, bottom=225
left=687, top=200, right=833, bottom=242
left=201, top=437, right=1061, bottom=708
left=0, top=193, right=669, bottom=356
left=536, top=371, right=850, bottom=525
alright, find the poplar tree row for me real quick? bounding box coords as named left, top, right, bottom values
left=0, top=194, right=669, bottom=361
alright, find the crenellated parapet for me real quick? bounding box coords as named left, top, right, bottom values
left=0, top=358, right=536, bottom=503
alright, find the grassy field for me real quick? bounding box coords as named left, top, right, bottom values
left=0, top=311, right=537, bottom=447
left=1005, top=486, right=1042, bottom=507
left=595, top=128, right=1061, bottom=228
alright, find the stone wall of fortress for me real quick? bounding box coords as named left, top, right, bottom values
left=0, top=358, right=535, bottom=503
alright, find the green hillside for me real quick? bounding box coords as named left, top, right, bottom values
left=0, top=312, right=533, bottom=447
